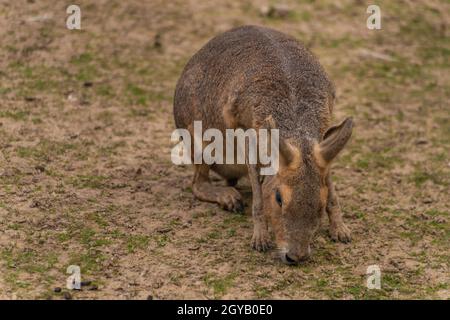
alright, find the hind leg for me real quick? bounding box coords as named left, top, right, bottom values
left=192, top=164, right=244, bottom=213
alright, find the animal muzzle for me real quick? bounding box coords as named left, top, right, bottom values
left=281, top=245, right=311, bottom=265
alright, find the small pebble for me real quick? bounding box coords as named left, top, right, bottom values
left=415, top=138, right=428, bottom=145
left=67, top=93, right=78, bottom=103
left=63, top=292, right=72, bottom=300
left=30, top=200, right=41, bottom=208
left=156, top=227, right=172, bottom=234
left=260, top=4, right=291, bottom=18
left=35, top=165, right=45, bottom=172
left=54, top=287, right=61, bottom=293
left=154, top=34, right=162, bottom=48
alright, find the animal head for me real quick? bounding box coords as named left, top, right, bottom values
left=262, top=117, right=353, bottom=264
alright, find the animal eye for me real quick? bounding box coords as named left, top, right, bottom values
left=275, top=190, right=282, bottom=207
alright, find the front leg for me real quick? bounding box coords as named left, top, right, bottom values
left=326, top=173, right=351, bottom=243
left=248, top=164, right=272, bottom=251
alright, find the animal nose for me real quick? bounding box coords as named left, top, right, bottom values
left=284, top=253, right=298, bottom=265
left=284, top=249, right=311, bottom=265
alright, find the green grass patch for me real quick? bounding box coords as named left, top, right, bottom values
left=204, top=272, right=237, bottom=298
left=127, top=235, right=150, bottom=253
left=0, top=110, right=30, bottom=121
left=69, top=174, right=109, bottom=189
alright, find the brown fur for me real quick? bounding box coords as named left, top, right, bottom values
left=173, top=25, right=353, bottom=264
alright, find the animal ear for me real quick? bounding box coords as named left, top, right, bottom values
left=318, top=117, right=353, bottom=164
left=262, top=115, right=301, bottom=169
left=279, top=139, right=301, bottom=169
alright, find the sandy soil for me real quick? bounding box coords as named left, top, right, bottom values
left=0, top=0, right=448, bottom=299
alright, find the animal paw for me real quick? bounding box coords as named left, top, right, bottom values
left=251, top=227, right=272, bottom=252
left=329, top=222, right=352, bottom=243
left=218, top=187, right=244, bottom=213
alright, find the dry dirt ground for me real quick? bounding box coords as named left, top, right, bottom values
left=0, top=0, right=448, bottom=299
